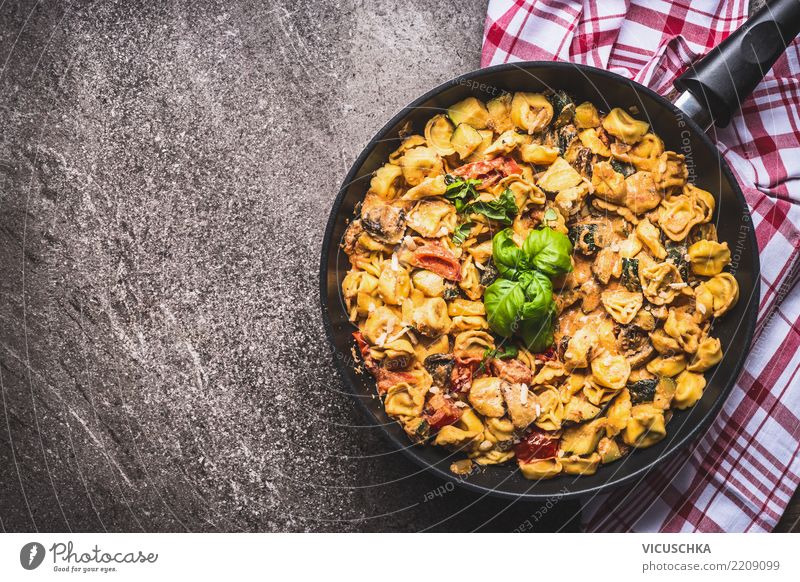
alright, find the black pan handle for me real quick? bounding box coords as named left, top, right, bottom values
left=674, top=0, right=800, bottom=128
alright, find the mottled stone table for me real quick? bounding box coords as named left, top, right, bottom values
left=1, top=0, right=795, bottom=533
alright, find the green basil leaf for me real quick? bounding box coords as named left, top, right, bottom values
left=443, top=176, right=481, bottom=213
left=478, top=344, right=520, bottom=373
left=483, top=278, right=526, bottom=338
left=452, top=221, right=474, bottom=246
left=467, top=188, right=518, bottom=225
left=492, top=228, right=529, bottom=280
left=519, top=299, right=557, bottom=353
left=522, top=226, right=574, bottom=277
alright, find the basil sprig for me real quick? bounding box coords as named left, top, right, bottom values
left=444, top=175, right=519, bottom=227
left=483, top=227, right=573, bottom=352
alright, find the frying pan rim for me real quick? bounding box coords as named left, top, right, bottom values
left=319, top=61, right=761, bottom=501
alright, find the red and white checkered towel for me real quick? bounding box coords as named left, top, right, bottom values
left=483, top=0, right=800, bottom=532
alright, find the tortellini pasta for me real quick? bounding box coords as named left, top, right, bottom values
left=342, top=90, right=737, bottom=481
left=673, top=370, right=706, bottom=409
left=601, top=289, right=643, bottom=324
left=623, top=404, right=667, bottom=448
left=688, top=240, right=731, bottom=276
left=510, top=92, right=553, bottom=134
left=468, top=377, right=506, bottom=417
left=403, top=294, right=451, bottom=337
left=687, top=336, right=723, bottom=372
left=695, top=273, right=739, bottom=319
left=659, top=184, right=714, bottom=242
left=591, top=352, right=631, bottom=391
left=602, top=107, right=650, bottom=144
left=663, top=308, right=702, bottom=354
left=639, top=261, right=683, bottom=306
left=400, top=146, right=443, bottom=186
left=592, top=161, right=626, bottom=205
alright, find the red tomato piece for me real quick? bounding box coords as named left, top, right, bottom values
left=514, top=429, right=559, bottom=463
left=424, top=393, right=463, bottom=429
left=411, top=244, right=462, bottom=281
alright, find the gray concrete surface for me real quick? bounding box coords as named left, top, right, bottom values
left=0, top=0, right=586, bottom=532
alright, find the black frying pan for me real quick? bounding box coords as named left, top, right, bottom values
left=320, top=0, right=800, bottom=500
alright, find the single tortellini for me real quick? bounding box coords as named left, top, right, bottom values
left=362, top=306, right=404, bottom=345
left=368, top=163, right=404, bottom=199
left=687, top=336, right=723, bottom=372
left=564, top=326, right=597, bottom=370
left=484, top=129, right=529, bottom=158
left=458, top=257, right=483, bottom=301
left=468, top=377, right=507, bottom=418
left=560, top=453, right=601, bottom=475
left=602, top=108, right=649, bottom=144
left=412, top=269, right=444, bottom=297
left=371, top=337, right=415, bottom=368
left=591, top=161, right=627, bottom=205
left=688, top=240, right=731, bottom=276
left=402, top=175, right=447, bottom=200
left=404, top=295, right=451, bottom=337
left=635, top=218, right=667, bottom=259
left=649, top=327, right=681, bottom=354
left=400, top=146, right=443, bottom=186
left=663, top=308, right=703, bottom=354
left=499, top=175, right=546, bottom=208
left=604, top=389, right=632, bottom=437
left=560, top=418, right=606, bottom=456
left=520, top=143, right=560, bottom=165
left=534, top=385, right=564, bottom=431
left=624, top=171, right=662, bottom=214
left=574, top=101, right=600, bottom=128
left=424, top=114, right=456, bottom=156
left=658, top=192, right=713, bottom=242
left=591, top=352, right=631, bottom=391
left=673, top=370, right=706, bottom=409
left=625, top=133, right=665, bottom=172
left=510, top=92, right=553, bottom=134
left=623, top=403, right=667, bottom=448
left=639, top=261, right=683, bottom=306
left=378, top=262, right=411, bottom=305
left=601, top=289, right=643, bottom=324
left=695, top=273, right=739, bottom=319
left=579, top=128, right=612, bottom=157
left=384, top=381, right=428, bottom=417
left=647, top=354, right=686, bottom=377
left=453, top=330, right=495, bottom=360
left=519, top=458, right=562, bottom=480
left=655, top=151, right=688, bottom=193
left=406, top=200, right=457, bottom=238
left=686, top=184, right=715, bottom=223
